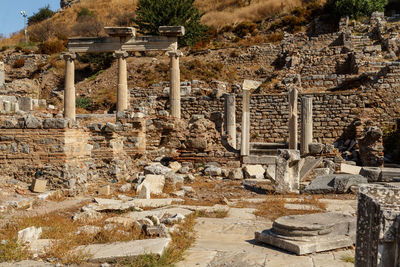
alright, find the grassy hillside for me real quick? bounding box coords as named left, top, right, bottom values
left=0, top=0, right=307, bottom=46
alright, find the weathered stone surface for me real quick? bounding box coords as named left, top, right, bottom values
left=255, top=212, right=356, bottom=255
left=43, top=118, right=68, bottom=129
left=355, top=184, right=400, bottom=267
left=138, top=183, right=150, bottom=199
left=136, top=174, right=165, bottom=195
left=31, top=179, right=47, bottom=193
left=168, top=161, right=182, bottom=172
left=359, top=167, right=382, bottom=182
left=129, top=198, right=184, bottom=208
left=24, top=115, right=42, bottom=129
left=73, top=210, right=103, bottom=222
left=119, top=183, right=132, bottom=192
left=243, top=165, right=265, bottom=179
left=76, top=225, right=101, bottom=235
left=305, top=174, right=368, bottom=194
left=82, top=198, right=137, bottom=212
left=76, top=238, right=171, bottom=262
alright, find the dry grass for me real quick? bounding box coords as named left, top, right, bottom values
left=341, top=255, right=355, bottom=264
left=0, top=207, right=144, bottom=264
left=195, top=209, right=229, bottom=218
left=236, top=195, right=326, bottom=220
left=118, top=214, right=196, bottom=267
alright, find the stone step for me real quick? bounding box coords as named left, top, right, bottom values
left=242, top=155, right=276, bottom=165
left=249, top=149, right=278, bottom=156
left=250, top=142, right=287, bottom=150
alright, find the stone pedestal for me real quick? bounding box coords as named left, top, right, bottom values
left=355, top=184, right=400, bottom=267
left=167, top=49, right=183, bottom=119
left=224, top=93, right=236, bottom=149
left=241, top=88, right=250, bottom=156
left=0, top=62, right=4, bottom=87
left=115, top=51, right=129, bottom=112
left=255, top=212, right=356, bottom=255
left=288, top=87, right=298, bottom=150
left=301, top=96, right=313, bottom=154
left=275, top=149, right=302, bottom=194
left=62, top=53, right=76, bottom=121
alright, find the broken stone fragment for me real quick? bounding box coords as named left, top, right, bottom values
left=359, top=167, right=382, bottom=182
left=119, top=183, right=132, bottom=193
left=24, top=114, right=42, bottom=129
left=305, top=174, right=368, bottom=194
left=163, top=213, right=185, bottom=225
left=144, top=163, right=172, bottom=175
left=308, top=143, right=324, bottom=154
left=73, top=210, right=103, bottom=222
left=203, top=166, right=222, bottom=176
left=228, top=168, right=244, bottom=180
left=43, top=118, right=68, bottom=129
left=31, top=179, right=47, bottom=193
left=243, top=165, right=265, bottom=179
left=76, top=225, right=101, bottom=235
left=136, top=174, right=165, bottom=195
left=168, top=161, right=182, bottom=172
left=138, top=183, right=151, bottom=199
left=18, top=226, right=42, bottom=243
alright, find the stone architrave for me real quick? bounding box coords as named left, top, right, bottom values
left=301, top=96, right=313, bottom=154
left=114, top=51, right=129, bottom=112
left=224, top=93, right=236, bottom=149
left=167, top=48, right=183, bottom=119
left=288, top=87, right=298, bottom=150
left=61, top=52, right=76, bottom=121
left=0, top=62, right=5, bottom=87
left=275, top=149, right=302, bottom=194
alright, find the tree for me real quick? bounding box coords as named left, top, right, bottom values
left=28, top=5, right=55, bottom=26
left=326, top=0, right=388, bottom=18
left=134, top=0, right=208, bottom=46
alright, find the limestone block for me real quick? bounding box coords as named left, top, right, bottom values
left=119, top=183, right=132, bottom=193
left=31, top=179, right=47, bottom=193
left=243, top=165, right=265, bottom=179
left=204, top=166, right=222, bottom=176
left=76, top=225, right=101, bottom=235
left=275, top=150, right=302, bottom=194
left=305, top=174, right=367, bottom=194
left=168, top=161, right=182, bottom=172
left=73, top=210, right=103, bottom=222
left=19, top=97, right=33, bottom=111
left=340, top=163, right=361, bottom=175
left=144, top=163, right=172, bottom=175
left=265, top=165, right=276, bottom=181
left=18, top=227, right=42, bottom=243
left=136, top=174, right=165, bottom=195
left=308, top=143, right=324, bottom=154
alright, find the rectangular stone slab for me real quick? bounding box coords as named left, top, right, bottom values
left=255, top=230, right=354, bottom=255
left=76, top=238, right=171, bottom=262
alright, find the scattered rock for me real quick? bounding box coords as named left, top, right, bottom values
left=144, top=163, right=172, bottom=175
left=204, top=166, right=222, bottom=176
left=309, top=143, right=324, bottom=154
left=119, top=183, right=132, bottom=193
left=228, top=168, right=244, bottom=180
left=73, top=210, right=103, bottom=222
left=360, top=167, right=382, bottom=182
left=136, top=174, right=165, bottom=195
left=18, top=227, right=42, bottom=243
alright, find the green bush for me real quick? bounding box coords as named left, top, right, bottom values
left=134, top=0, right=208, bottom=46
left=76, top=97, right=91, bottom=109
left=77, top=7, right=95, bottom=18
left=326, top=0, right=388, bottom=18
left=28, top=5, right=55, bottom=26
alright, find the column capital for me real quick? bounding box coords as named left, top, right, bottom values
left=114, top=50, right=129, bottom=58
left=166, top=49, right=183, bottom=58
left=60, top=52, right=76, bottom=60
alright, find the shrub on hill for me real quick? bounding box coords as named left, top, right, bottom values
left=28, top=5, right=55, bottom=26
left=326, top=0, right=388, bottom=18
left=134, top=0, right=208, bottom=46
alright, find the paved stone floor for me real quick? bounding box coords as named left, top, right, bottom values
left=177, top=203, right=355, bottom=267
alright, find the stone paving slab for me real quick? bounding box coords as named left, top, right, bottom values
left=76, top=238, right=171, bottom=262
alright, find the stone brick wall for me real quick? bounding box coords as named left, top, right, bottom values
left=0, top=116, right=146, bottom=192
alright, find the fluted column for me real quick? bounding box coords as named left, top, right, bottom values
left=301, top=96, right=313, bottom=154
left=115, top=51, right=129, bottom=112
left=288, top=87, right=298, bottom=150
left=167, top=49, right=183, bottom=118
left=224, top=93, right=236, bottom=149
left=62, top=53, right=76, bottom=121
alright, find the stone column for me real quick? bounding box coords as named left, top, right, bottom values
left=115, top=51, right=129, bottom=112
left=167, top=49, right=183, bottom=119
left=62, top=53, right=76, bottom=121
left=0, top=62, right=4, bottom=87
left=301, top=96, right=313, bottom=154
left=241, top=88, right=250, bottom=156
left=288, top=87, right=298, bottom=150
left=224, top=93, right=236, bottom=149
